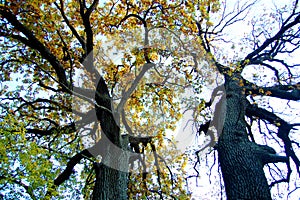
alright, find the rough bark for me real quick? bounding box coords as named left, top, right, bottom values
left=92, top=137, right=129, bottom=200
left=217, top=77, right=272, bottom=200
left=92, top=76, right=129, bottom=200
left=92, top=163, right=128, bottom=200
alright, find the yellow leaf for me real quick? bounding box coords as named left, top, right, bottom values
left=259, top=88, right=264, bottom=94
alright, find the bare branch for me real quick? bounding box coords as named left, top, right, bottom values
left=244, top=13, right=300, bottom=62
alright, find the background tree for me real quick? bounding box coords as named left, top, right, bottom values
left=1, top=0, right=300, bottom=200
left=190, top=0, right=300, bottom=199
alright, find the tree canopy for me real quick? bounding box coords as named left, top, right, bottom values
left=0, top=0, right=300, bottom=199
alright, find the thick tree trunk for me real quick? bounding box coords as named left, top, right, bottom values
left=92, top=139, right=129, bottom=200
left=92, top=77, right=130, bottom=200
left=92, top=163, right=128, bottom=200
left=217, top=78, right=272, bottom=200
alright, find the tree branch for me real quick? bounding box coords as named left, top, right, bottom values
left=244, top=13, right=300, bottom=62
left=54, top=149, right=93, bottom=186
left=257, top=144, right=289, bottom=165
left=245, top=83, right=300, bottom=101
left=54, top=0, right=86, bottom=48
left=0, top=8, right=70, bottom=91
left=26, top=122, right=76, bottom=137
left=246, top=102, right=300, bottom=173
left=116, top=63, right=154, bottom=114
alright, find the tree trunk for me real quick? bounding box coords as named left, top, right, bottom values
left=217, top=78, right=272, bottom=200
left=92, top=137, right=129, bottom=200
left=91, top=135, right=129, bottom=200
left=92, top=163, right=129, bottom=200
left=92, top=77, right=130, bottom=200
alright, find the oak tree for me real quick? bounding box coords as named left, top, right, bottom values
left=1, top=0, right=300, bottom=199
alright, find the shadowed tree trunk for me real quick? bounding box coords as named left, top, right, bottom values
left=218, top=77, right=271, bottom=199
left=217, top=76, right=288, bottom=199
left=91, top=77, right=130, bottom=200
left=92, top=154, right=129, bottom=200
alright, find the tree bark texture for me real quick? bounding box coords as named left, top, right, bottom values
left=92, top=163, right=128, bottom=200
left=218, top=77, right=272, bottom=200
left=91, top=77, right=129, bottom=200
left=92, top=139, right=129, bottom=200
